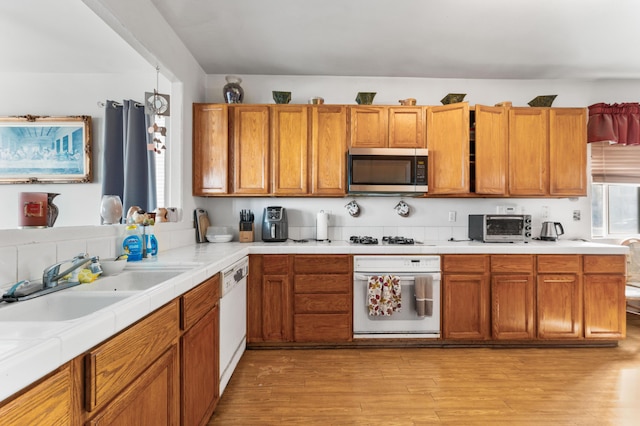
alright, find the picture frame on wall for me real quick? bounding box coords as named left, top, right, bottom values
left=0, top=115, right=92, bottom=184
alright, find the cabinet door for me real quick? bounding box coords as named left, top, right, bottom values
left=491, top=274, right=535, bottom=340
left=349, top=106, right=387, bottom=148
left=262, top=274, right=293, bottom=342
left=231, top=106, right=270, bottom=194
left=443, top=273, right=490, bottom=340
left=87, top=345, right=179, bottom=426
left=537, top=274, right=582, bottom=339
left=0, top=365, right=72, bottom=426
left=271, top=105, right=309, bottom=195
left=508, top=108, right=549, bottom=195
left=311, top=105, right=347, bottom=195
left=584, top=274, right=626, bottom=339
left=549, top=108, right=587, bottom=196
left=388, top=107, right=425, bottom=148
left=426, top=103, right=470, bottom=194
left=181, top=306, right=219, bottom=426
left=474, top=105, right=508, bottom=195
left=193, top=104, right=228, bottom=195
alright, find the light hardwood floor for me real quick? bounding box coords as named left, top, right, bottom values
left=209, top=315, right=640, bottom=425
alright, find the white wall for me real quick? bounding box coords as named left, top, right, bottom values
left=0, top=71, right=159, bottom=229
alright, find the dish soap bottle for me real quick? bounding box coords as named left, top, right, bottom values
left=122, top=224, right=143, bottom=261
left=144, top=225, right=158, bottom=257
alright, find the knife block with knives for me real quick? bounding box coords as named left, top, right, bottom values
left=239, top=209, right=254, bottom=243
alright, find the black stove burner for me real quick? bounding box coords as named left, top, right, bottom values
left=383, top=236, right=415, bottom=245
left=349, top=236, right=379, bottom=245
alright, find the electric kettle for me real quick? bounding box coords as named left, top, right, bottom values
left=540, top=221, right=564, bottom=241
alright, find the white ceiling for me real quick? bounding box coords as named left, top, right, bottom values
left=4, top=0, right=640, bottom=80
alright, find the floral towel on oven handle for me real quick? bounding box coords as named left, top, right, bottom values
left=368, top=275, right=402, bottom=316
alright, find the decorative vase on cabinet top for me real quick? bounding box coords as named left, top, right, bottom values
left=223, top=75, right=244, bottom=104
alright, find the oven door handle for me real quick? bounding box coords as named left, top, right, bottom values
left=354, top=274, right=417, bottom=282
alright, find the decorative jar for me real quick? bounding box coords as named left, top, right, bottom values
left=100, top=195, right=123, bottom=225
left=223, top=75, right=244, bottom=104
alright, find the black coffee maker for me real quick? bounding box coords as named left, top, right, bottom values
left=261, top=206, right=288, bottom=242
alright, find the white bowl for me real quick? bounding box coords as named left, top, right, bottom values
left=100, top=258, right=127, bottom=276
left=208, top=234, right=233, bottom=243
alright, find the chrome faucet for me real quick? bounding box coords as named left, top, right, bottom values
left=42, top=253, right=95, bottom=288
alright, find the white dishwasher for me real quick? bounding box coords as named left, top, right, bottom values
left=219, top=257, right=248, bottom=395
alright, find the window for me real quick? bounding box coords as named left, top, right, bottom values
left=591, top=141, right=640, bottom=238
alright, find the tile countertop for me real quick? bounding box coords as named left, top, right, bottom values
left=0, top=239, right=628, bottom=401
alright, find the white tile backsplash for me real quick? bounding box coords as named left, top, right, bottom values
left=0, top=247, right=17, bottom=288
left=18, top=243, right=56, bottom=282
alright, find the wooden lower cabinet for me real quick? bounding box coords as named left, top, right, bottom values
left=0, top=364, right=73, bottom=426
left=87, top=345, right=179, bottom=426
left=537, top=255, right=582, bottom=339
left=181, top=274, right=221, bottom=426
left=248, top=254, right=353, bottom=344
left=442, top=255, right=491, bottom=340
left=293, top=255, right=352, bottom=342
left=491, top=274, right=535, bottom=340
left=583, top=255, right=626, bottom=339
left=247, top=254, right=293, bottom=343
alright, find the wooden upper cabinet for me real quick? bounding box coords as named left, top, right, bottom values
left=427, top=102, right=470, bottom=194
left=193, top=104, right=228, bottom=195
left=474, top=105, right=508, bottom=195
left=311, top=105, right=347, bottom=196
left=549, top=108, right=587, bottom=196
left=349, top=106, right=387, bottom=148
left=388, top=107, right=425, bottom=148
left=508, top=107, right=549, bottom=195
left=271, top=105, right=309, bottom=195
left=231, top=106, right=270, bottom=194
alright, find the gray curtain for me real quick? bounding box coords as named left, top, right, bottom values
left=101, top=100, right=157, bottom=220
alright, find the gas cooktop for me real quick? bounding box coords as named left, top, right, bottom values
left=349, top=236, right=416, bottom=245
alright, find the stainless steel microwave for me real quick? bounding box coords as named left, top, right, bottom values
left=468, top=214, right=532, bottom=243
left=348, top=148, right=428, bottom=194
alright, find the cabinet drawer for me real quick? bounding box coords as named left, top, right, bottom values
left=443, top=255, right=489, bottom=273
left=263, top=255, right=290, bottom=275
left=294, top=293, right=351, bottom=313
left=294, top=275, right=351, bottom=293
left=583, top=255, right=626, bottom=274
left=537, top=255, right=581, bottom=273
left=294, top=313, right=352, bottom=342
left=491, top=255, right=534, bottom=273
left=181, top=274, right=220, bottom=330
left=86, top=300, right=179, bottom=412
left=294, top=255, right=351, bottom=274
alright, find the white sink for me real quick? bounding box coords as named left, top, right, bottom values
left=73, top=269, right=188, bottom=292
left=0, top=292, right=132, bottom=322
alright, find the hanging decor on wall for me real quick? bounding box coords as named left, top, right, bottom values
left=0, top=115, right=92, bottom=184
left=145, top=66, right=169, bottom=154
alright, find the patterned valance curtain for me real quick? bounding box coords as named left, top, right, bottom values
left=588, top=102, right=640, bottom=145
left=101, top=100, right=157, bottom=219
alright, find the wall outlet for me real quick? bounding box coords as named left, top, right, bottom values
left=573, top=210, right=581, bottom=221
left=541, top=205, right=549, bottom=220
left=448, top=211, right=456, bottom=222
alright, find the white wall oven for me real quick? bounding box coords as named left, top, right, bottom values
left=353, top=255, right=441, bottom=338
